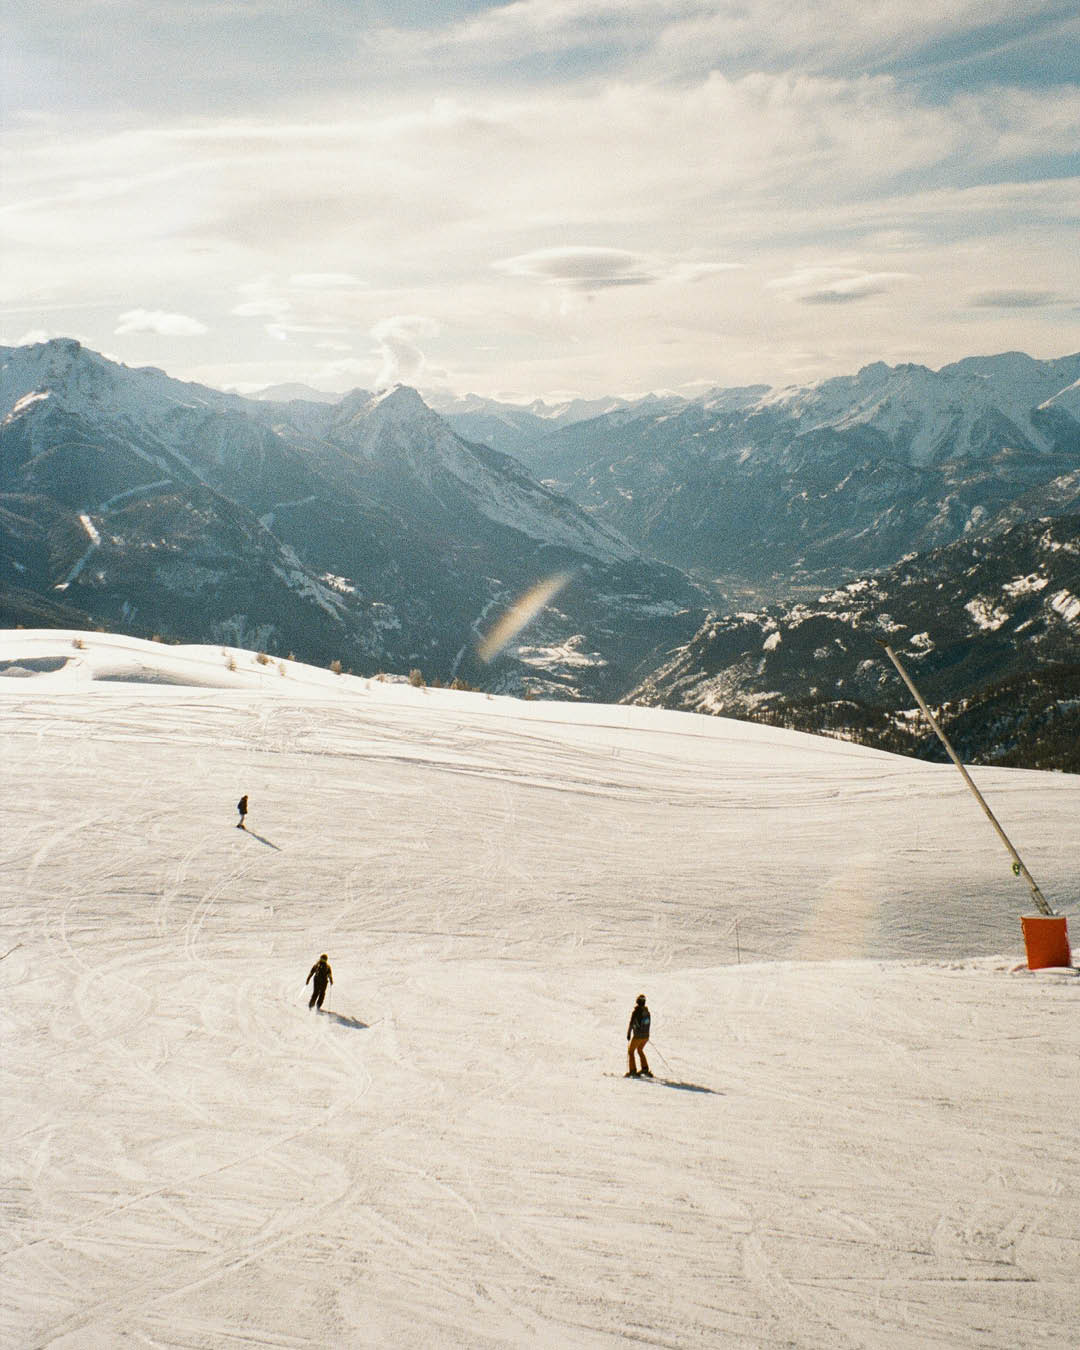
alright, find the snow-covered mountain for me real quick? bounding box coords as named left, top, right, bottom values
left=326, top=384, right=636, bottom=564
left=629, top=512, right=1080, bottom=771
left=244, top=388, right=669, bottom=457
left=519, top=352, right=1080, bottom=590
left=428, top=389, right=687, bottom=455
left=0, top=340, right=704, bottom=697
left=250, top=381, right=341, bottom=403
left=5, top=339, right=1079, bottom=754
left=753, top=353, right=1079, bottom=465
left=2, top=629, right=1077, bottom=1347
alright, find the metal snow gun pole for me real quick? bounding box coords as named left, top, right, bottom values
left=879, top=641, right=1071, bottom=969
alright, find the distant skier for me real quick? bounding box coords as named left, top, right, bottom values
left=626, top=994, right=652, bottom=1078
left=236, top=794, right=248, bottom=829
left=306, top=953, right=333, bottom=1010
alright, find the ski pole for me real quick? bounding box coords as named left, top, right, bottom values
left=648, top=1041, right=675, bottom=1073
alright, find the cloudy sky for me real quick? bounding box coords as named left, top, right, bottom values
left=2, top=0, right=1078, bottom=399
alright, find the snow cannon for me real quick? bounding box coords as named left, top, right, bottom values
left=878, top=642, right=1069, bottom=967
left=1020, top=915, right=1072, bottom=971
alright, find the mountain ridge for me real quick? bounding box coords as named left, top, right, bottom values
left=506, top=350, right=1080, bottom=589
left=0, top=340, right=704, bottom=698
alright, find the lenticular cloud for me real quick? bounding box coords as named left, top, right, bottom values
left=114, top=308, right=209, bottom=336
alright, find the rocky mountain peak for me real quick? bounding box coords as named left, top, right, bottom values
left=332, top=385, right=447, bottom=463
left=334, top=384, right=432, bottom=428
left=41, top=337, right=83, bottom=360
left=373, top=383, right=429, bottom=413
left=365, top=386, right=439, bottom=436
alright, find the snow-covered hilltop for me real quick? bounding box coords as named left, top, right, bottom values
left=1, top=630, right=1077, bottom=1348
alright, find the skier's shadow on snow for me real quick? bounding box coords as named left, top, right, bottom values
left=320, top=1011, right=368, bottom=1030
left=607, top=1073, right=722, bottom=1094
left=653, top=1078, right=723, bottom=1095
left=242, top=829, right=281, bottom=851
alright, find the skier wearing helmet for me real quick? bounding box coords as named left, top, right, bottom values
left=306, top=954, right=333, bottom=1010
left=626, top=994, right=652, bottom=1077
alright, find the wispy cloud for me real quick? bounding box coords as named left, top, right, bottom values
left=968, top=288, right=1059, bottom=308
left=367, top=1, right=1080, bottom=103
left=495, top=247, right=741, bottom=291
left=8, top=328, right=54, bottom=347
left=114, top=309, right=208, bottom=336
left=768, top=269, right=915, bottom=305
left=495, top=248, right=659, bottom=291
left=370, top=315, right=440, bottom=389
left=15, top=2, right=1077, bottom=125
left=3, top=2, right=1078, bottom=396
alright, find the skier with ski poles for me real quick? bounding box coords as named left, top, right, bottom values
left=626, top=993, right=652, bottom=1077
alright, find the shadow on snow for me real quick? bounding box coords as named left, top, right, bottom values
left=241, top=828, right=281, bottom=851
left=650, top=1077, right=723, bottom=1095
left=606, top=1073, right=722, bottom=1095
left=319, top=1011, right=369, bottom=1030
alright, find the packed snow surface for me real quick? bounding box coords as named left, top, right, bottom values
left=1, top=631, right=1077, bottom=1349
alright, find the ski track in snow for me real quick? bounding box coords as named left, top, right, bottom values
left=0, top=632, right=1078, bottom=1348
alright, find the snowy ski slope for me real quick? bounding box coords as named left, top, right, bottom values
left=1, top=631, right=1077, bottom=1348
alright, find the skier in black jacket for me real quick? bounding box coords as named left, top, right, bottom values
left=306, top=954, right=333, bottom=1010
left=626, top=994, right=652, bottom=1077
left=236, top=794, right=248, bottom=829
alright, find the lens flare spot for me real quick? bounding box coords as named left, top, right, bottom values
left=477, top=573, right=572, bottom=664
